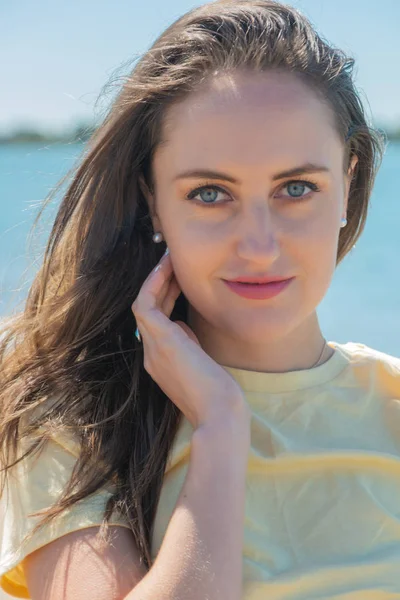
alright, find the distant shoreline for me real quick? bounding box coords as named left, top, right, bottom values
left=0, top=123, right=399, bottom=145
left=0, top=124, right=97, bottom=145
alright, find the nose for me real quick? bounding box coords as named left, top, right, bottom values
left=235, top=202, right=280, bottom=263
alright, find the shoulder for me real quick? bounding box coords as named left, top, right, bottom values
left=0, top=421, right=130, bottom=597
left=333, top=341, right=400, bottom=367
left=336, top=341, right=400, bottom=370
left=332, top=340, right=400, bottom=395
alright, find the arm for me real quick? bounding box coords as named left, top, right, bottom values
left=24, top=414, right=250, bottom=600
left=127, top=415, right=250, bottom=600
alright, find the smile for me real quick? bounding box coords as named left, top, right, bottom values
left=222, top=278, right=294, bottom=300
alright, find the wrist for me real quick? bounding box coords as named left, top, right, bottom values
left=194, top=407, right=251, bottom=447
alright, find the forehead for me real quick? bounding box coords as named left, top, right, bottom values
left=156, top=70, right=341, bottom=172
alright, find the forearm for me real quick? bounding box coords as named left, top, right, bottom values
left=125, top=416, right=250, bottom=600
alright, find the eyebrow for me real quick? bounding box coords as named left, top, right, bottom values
left=173, top=163, right=331, bottom=183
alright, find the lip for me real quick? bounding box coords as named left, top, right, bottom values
left=222, top=277, right=294, bottom=300
left=226, top=275, right=292, bottom=284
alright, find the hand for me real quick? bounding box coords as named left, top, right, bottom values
left=131, top=250, right=250, bottom=431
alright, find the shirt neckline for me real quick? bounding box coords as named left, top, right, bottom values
left=220, top=341, right=350, bottom=393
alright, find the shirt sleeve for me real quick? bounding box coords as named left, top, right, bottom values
left=0, top=426, right=132, bottom=599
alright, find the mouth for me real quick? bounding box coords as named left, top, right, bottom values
left=222, top=277, right=295, bottom=300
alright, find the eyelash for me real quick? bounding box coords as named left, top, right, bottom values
left=185, top=179, right=321, bottom=206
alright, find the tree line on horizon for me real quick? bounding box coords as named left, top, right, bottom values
left=0, top=123, right=97, bottom=145
left=1, top=121, right=400, bottom=144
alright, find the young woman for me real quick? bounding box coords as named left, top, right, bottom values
left=0, top=1, right=396, bottom=598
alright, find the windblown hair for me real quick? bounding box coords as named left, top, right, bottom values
left=0, top=0, right=385, bottom=569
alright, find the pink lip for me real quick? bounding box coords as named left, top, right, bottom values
left=223, top=277, right=294, bottom=300
left=228, top=275, right=290, bottom=284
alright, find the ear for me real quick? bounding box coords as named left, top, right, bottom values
left=138, top=174, right=162, bottom=234
left=343, top=154, right=359, bottom=215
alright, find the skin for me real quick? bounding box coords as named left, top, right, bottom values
left=141, top=69, right=358, bottom=373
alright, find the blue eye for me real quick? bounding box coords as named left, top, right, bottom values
left=281, top=180, right=320, bottom=199
left=185, top=179, right=320, bottom=206
left=186, top=184, right=228, bottom=205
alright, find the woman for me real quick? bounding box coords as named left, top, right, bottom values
left=0, top=0, right=397, bottom=598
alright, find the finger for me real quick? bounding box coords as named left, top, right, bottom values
left=155, top=264, right=177, bottom=310
left=132, top=252, right=173, bottom=315
left=161, top=274, right=182, bottom=318
left=136, top=302, right=178, bottom=345
left=132, top=254, right=178, bottom=341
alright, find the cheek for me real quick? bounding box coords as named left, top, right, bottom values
left=291, top=207, right=340, bottom=262
left=166, top=230, right=216, bottom=294
left=166, top=217, right=222, bottom=270
left=293, top=220, right=339, bottom=303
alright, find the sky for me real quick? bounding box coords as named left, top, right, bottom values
left=2, top=0, right=399, bottom=135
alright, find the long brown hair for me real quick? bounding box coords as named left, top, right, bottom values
left=0, top=0, right=386, bottom=570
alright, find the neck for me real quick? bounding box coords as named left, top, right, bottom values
left=187, top=306, right=333, bottom=374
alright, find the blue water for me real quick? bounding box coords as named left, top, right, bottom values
left=1, top=141, right=399, bottom=356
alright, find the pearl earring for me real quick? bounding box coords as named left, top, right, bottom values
left=340, top=217, right=347, bottom=228
left=152, top=232, right=163, bottom=243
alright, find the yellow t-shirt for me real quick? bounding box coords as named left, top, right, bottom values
left=1, top=341, right=400, bottom=599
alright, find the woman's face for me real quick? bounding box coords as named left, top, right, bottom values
left=144, top=69, right=357, bottom=345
